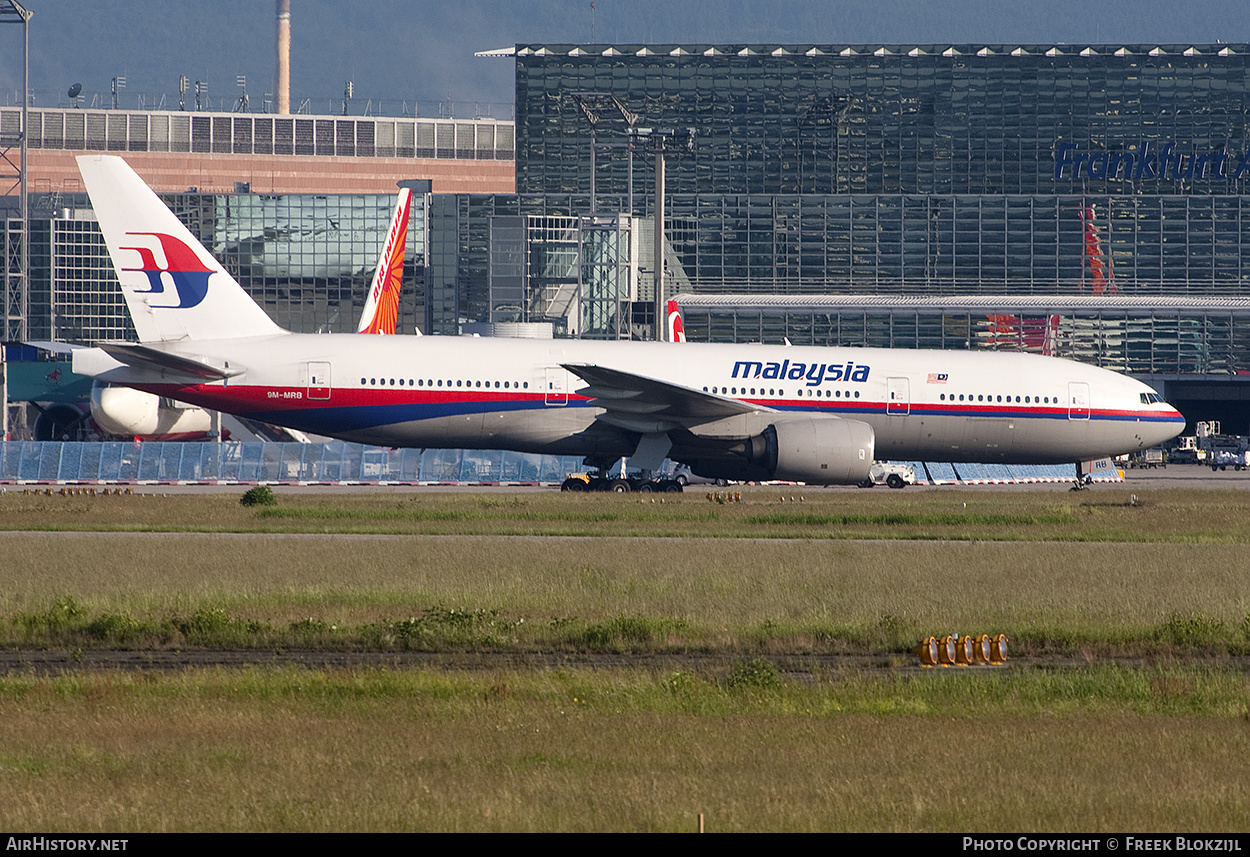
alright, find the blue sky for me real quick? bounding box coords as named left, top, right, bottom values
left=4, top=0, right=1250, bottom=116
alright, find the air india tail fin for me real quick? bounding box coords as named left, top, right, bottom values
left=666, top=299, right=686, bottom=343
left=1081, top=205, right=1115, bottom=296
left=357, top=188, right=413, bottom=335
left=76, top=155, right=285, bottom=344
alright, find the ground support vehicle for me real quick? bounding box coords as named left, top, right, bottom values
left=667, top=464, right=729, bottom=487
left=1209, top=450, right=1249, bottom=472
left=857, top=461, right=915, bottom=489
left=1129, top=448, right=1166, bottom=468
left=1168, top=436, right=1200, bottom=465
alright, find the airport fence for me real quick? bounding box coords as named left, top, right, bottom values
left=0, top=443, right=1108, bottom=487
left=0, top=442, right=586, bottom=485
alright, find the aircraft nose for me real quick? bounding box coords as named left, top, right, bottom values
left=1146, top=404, right=1186, bottom=447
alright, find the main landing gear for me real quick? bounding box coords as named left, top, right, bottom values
left=1070, top=461, right=1094, bottom=491
left=560, top=472, right=684, bottom=493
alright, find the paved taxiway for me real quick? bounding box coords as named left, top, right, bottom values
left=4, top=464, right=1242, bottom=494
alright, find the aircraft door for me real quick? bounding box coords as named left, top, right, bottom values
left=1068, top=381, right=1090, bottom=420
left=886, top=377, right=910, bottom=415
left=544, top=367, right=568, bottom=406
left=306, top=361, right=331, bottom=401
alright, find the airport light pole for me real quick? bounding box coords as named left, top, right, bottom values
left=654, top=138, right=664, bottom=340
left=629, top=128, right=695, bottom=340
left=2, top=1, right=32, bottom=440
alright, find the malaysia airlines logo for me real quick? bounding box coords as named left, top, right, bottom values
left=120, top=232, right=214, bottom=309
left=732, top=359, right=870, bottom=387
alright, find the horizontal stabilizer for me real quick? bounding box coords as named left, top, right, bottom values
left=22, top=340, right=84, bottom=355
left=98, top=343, right=241, bottom=380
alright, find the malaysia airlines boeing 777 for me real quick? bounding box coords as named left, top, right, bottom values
left=71, top=155, right=1184, bottom=485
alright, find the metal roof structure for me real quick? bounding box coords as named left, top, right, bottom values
left=507, top=43, right=1244, bottom=58
left=672, top=294, right=1250, bottom=314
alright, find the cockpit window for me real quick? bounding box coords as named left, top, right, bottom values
left=1140, top=392, right=1163, bottom=405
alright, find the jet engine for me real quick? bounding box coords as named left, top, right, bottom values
left=90, top=383, right=217, bottom=440
left=33, top=403, right=94, bottom=441
left=682, top=414, right=875, bottom=485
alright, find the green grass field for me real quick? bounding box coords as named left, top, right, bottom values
left=1, top=666, right=1247, bottom=832
left=1, top=486, right=1248, bottom=831
left=5, top=484, right=1250, bottom=543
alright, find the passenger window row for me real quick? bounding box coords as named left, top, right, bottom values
left=702, top=386, right=862, bottom=399
left=939, top=393, right=1061, bottom=404
left=361, top=377, right=530, bottom=390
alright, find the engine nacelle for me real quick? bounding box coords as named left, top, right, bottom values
left=90, top=384, right=216, bottom=440
left=683, top=415, right=876, bottom=485
left=767, top=415, right=876, bottom=484
left=91, top=385, right=159, bottom=436
left=33, top=403, right=93, bottom=442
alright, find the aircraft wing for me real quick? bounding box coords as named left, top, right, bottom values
left=563, top=362, right=769, bottom=434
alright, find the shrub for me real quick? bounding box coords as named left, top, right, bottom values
left=365, top=606, right=511, bottom=649
left=1158, top=612, right=1227, bottom=647
left=240, top=485, right=277, bottom=507
left=725, top=656, right=782, bottom=690
left=12, top=595, right=85, bottom=637
left=85, top=612, right=141, bottom=643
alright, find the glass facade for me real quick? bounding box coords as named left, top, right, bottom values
left=516, top=44, right=1250, bottom=197
left=424, top=193, right=612, bottom=334
left=210, top=193, right=425, bottom=335
left=425, top=190, right=1250, bottom=335
left=486, top=213, right=634, bottom=338
left=579, top=215, right=633, bottom=339
left=657, top=193, right=1250, bottom=296
left=494, top=47, right=1250, bottom=322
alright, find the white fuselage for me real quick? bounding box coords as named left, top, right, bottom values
left=81, top=334, right=1186, bottom=466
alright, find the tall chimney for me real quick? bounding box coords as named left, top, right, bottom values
left=276, top=0, right=290, bottom=114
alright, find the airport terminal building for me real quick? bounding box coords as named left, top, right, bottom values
left=7, top=43, right=1250, bottom=433
left=1, top=106, right=516, bottom=345
left=501, top=43, right=1250, bottom=426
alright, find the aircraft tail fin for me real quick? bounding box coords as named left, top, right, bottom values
left=76, top=155, right=285, bottom=343
left=357, top=188, right=413, bottom=335
left=666, top=299, right=686, bottom=343
left=1081, top=205, right=1115, bottom=296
